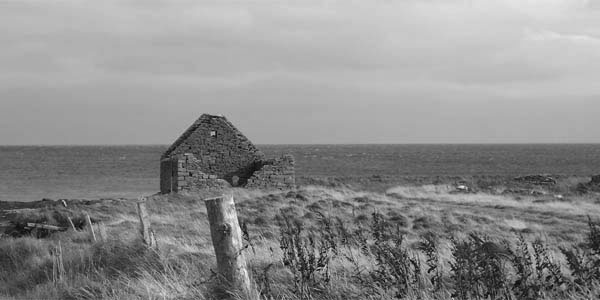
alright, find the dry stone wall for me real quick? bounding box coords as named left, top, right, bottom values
left=160, top=114, right=296, bottom=193
left=161, top=154, right=230, bottom=193
left=246, top=155, right=296, bottom=190
left=162, top=115, right=265, bottom=185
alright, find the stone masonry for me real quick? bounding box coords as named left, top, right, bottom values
left=246, top=155, right=296, bottom=189
left=168, top=153, right=231, bottom=192
left=160, top=114, right=295, bottom=193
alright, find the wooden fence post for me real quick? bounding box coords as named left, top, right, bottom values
left=67, top=217, right=77, bottom=231
left=137, top=197, right=156, bottom=248
left=205, top=194, right=253, bottom=297
left=86, top=214, right=96, bottom=242
left=52, top=241, right=65, bottom=284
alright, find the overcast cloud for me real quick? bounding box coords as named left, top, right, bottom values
left=0, top=0, right=598, bottom=144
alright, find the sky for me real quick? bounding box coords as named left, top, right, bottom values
left=0, top=0, right=599, bottom=145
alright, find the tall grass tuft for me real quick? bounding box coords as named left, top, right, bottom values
left=450, top=233, right=512, bottom=300
left=361, top=212, right=422, bottom=298
left=417, top=232, right=443, bottom=292
left=279, top=214, right=335, bottom=299
left=510, top=234, right=541, bottom=299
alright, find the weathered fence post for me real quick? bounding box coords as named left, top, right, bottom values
left=67, top=217, right=77, bottom=231
left=137, top=197, right=156, bottom=248
left=85, top=214, right=96, bottom=242
left=205, top=195, right=253, bottom=297
left=52, top=241, right=65, bottom=284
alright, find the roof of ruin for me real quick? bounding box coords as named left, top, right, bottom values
left=161, top=114, right=259, bottom=159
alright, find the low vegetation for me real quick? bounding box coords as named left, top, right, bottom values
left=1, top=181, right=599, bottom=299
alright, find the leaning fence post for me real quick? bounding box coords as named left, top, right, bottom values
left=137, top=197, right=156, bottom=248
left=205, top=194, right=253, bottom=297
left=85, top=214, right=96, bottom=242
left=67, top=217, right=77, bottom=231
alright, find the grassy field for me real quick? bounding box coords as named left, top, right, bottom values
left=1, top=177, right=599, bottom=299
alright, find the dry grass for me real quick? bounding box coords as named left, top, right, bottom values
left=0, top=183, right=599, bottom=299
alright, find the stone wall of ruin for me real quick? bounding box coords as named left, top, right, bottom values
left=164, top=115, right=265, bottom=185
left=160, top=115, right=296, bottom=193
left=246, top=155, right=296, bottom=190
left=161, top=154, right=230, bottom=194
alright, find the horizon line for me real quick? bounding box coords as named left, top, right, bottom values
left=2, top=142, right=600, bottom=147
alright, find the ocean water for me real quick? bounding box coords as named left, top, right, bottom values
left=1, top=144, right=599, bottom=201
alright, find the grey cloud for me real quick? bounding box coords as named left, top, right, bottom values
left=1, top=0, right=599, bottom=144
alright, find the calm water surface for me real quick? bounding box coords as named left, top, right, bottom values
left=1, top=144, right=599, bottom=201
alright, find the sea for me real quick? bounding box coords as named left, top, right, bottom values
left=1, top=144, right=600, bottom=202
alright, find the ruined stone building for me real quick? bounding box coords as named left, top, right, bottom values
left=160, top=114, right=295, bottom=194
